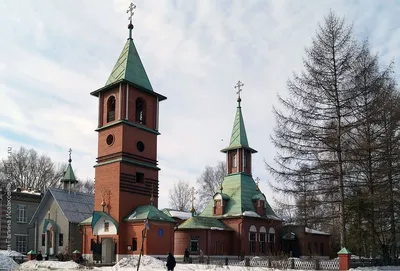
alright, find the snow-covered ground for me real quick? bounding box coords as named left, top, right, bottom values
left=0, top=254, right=397, bottom=270
left=0, top=249, right=25, bottom=257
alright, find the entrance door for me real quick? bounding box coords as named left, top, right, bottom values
left=101, top=238, right=114, bottom=264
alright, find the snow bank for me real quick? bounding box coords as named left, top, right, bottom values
left=169, top=210, right=192, bottom=220
left=0, top=254, right=18, bottom=270
left=0, top=249, right=25, bottom=257
left=243, top=211, right=261, bottom=217
left=19, top=260, right=81, bottom=269
left=114, top=255, right=166, bottom=269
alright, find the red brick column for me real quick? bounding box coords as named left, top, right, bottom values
left=338, top=247, right=352, bottom=271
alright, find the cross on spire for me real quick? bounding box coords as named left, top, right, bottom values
left=127, top=2, right=136, bottom=22
left=68, top=148, right=72, bottom=163
left=190, top=187, right=197, bottom=216
left=126, top=2, right=136, bottom=40
left=235, top=80, right=244, bottom=101
left=255, top=177, right=260, bottom=191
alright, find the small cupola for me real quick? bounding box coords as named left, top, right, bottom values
left=213, top=185, right=230, bottom=216
left=61, top=148, right=78, bottom=193
left=252, top=177, right=266, bottom=216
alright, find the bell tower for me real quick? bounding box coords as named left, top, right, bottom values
left=221, top=81, right=257, bottom=176
left=90, top=3, right=167, bottom=222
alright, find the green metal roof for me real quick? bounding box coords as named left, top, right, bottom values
left=338, top=247, right=352, bottom=254
left=200, top=173, right=277, bottom=218
left=79, top=216, right=92, bottom=225
left=221, top=102, right=257, bottom=153
left=124, top=205, right=176, bottom=223
left=106, top=39, right=153, bottom=92
left=177, top=216, right=233, bottom=231
left=91, top=211, right=119, bottom=233
left=61, top=163, right=77, bottom=183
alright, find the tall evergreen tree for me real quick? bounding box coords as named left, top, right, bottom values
left=267, top=10, right=358, bottom=248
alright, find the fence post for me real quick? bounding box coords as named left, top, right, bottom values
left=338, top=248, right=352, bottom=271
left=245, top=257, right=250, bottom=267
left=314, top=258, right=320, bottom=270
left=268, top=258, right=271, bottom=267
left=225, top=257, right=228, bottom=266
left=290, top=258, right=294, bottom=269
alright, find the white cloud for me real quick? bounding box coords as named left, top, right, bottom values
left=0, top=0, right=399, bottom=211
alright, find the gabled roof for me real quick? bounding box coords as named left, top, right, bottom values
left=105, top=39, right=153, bottom=92
left=200, top=173, right=278, bottom=219
left=124, top=205, right=176, bottom=223
left=30, top=188, right=93, bottom=224
left=221, top=101, right=257, bottom=153
left=177, top=216, right=234, bottom=231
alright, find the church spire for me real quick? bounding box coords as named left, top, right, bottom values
left=221, top=81, right=257, bottom=154
left=61, top=148, right=78, bottom=193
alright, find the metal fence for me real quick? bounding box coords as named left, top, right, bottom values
left=176, top=256, right=339, bottom=270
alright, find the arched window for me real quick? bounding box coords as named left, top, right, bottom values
left=268, top=227, right=275, bottom=253
left=135, top=98, right=146, bottom=124
left=249, top=225, right=257, bottom=255
left=320, top=243, right=324, bottom=256
left=259, top=226, right=267, bottom=254
left=107, top=96, right=116, bottom=122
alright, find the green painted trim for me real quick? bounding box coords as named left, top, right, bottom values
left=94, top=157, right=160, bottom=170
left=90, top=79, right=167, bottom=101
left=95, top=120, right=160, bottom=135
left=338, top=247, right=352, bottom=254
left=220, top=145, right=258, bottom=153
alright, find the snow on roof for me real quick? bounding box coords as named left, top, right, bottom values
left=305, top=227, right=330, bottom=235
left=168, top=210, right=192, bottom=220
left=242, top=211, right=260, bottom=217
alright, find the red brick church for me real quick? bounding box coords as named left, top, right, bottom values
left=79, top=3, right=283, bottom=263
left=174, top=90, right=282, bottom=257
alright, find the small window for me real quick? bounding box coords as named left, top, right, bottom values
left=232, top=153, right=237, bottom=168
left=90, top=239, right=96, bottom=251
left=17, top=205, right=27, bottom=223
left=190, top=239, right=199, bottom=253
left=107, top=96, right=116, bottom=122
left=320, top=243, right=324, bottom=255
left=158, top=228, right=164, bottom=237
left=104, top=222, right=109, bottom=232
left=59, top=234, right=63, bottom=246
left=41, top=234, right=45, bottom=246
left=132, top=238, right=137, bottom=251
left=220, top=242, right=224, bottom=254
left=135, top=98, right=146, bottom=124
left=214, top=241, right=217, bottom=254
left=136, top=172, right=144, bottom=183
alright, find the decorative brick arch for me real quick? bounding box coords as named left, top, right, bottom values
left=107, top=95, right=116, bottom=122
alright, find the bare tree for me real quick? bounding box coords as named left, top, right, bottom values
left=196, top=161, right=226, bottom=211
left=0, top=147, right=67, bottom=192
left=168, top=180, right=191, bottom=211
left=75, top=178, right=95, bottom=194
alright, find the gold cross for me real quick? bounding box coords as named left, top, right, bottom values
left=127, top=2, right=136, bottom=22
left=68, top=148, right=72, bottom=160
left=234, top=80, right=244, bottom=99
left=255, top=177, right=260, bottom=186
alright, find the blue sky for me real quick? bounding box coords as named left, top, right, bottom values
left=0, top=0, right=399, bottom=209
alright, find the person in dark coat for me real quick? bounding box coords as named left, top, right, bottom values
left=184, top=248, right=190, bottom=263
left=36, top=251, right=43, bottom=261
left=166, top=252, right=176, bottom=271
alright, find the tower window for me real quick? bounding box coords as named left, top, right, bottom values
left=135, top=98, right=146, bottom=125
left=244, top=152, right=247, bottom=169
left=232, top=153, right=237, bottom=168
left=104, top=222, right=109, bottom=232
left=135, top=172, right=144, bottom=183
left=107, top=96, right=116, bottom=122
